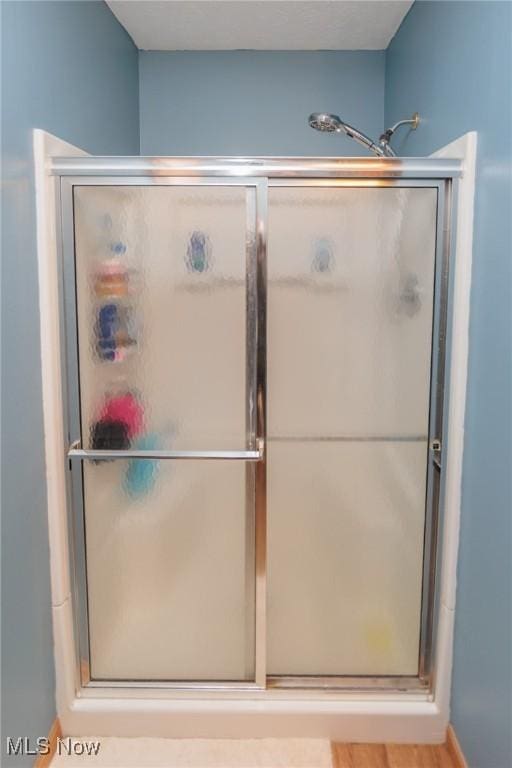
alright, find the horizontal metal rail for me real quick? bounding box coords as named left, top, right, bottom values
left=50, top=155, right=463, bottom=179
left=68, top=441, right=263, bottom=461
left=268, top=434, right=428, bottom=443
left=267, top=675, right=429, bottom=692
left=68, top=436, right=428, bottom=460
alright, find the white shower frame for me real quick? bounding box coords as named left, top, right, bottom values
left=35, top=130, right=476, bottom=742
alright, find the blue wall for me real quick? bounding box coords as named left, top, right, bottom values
left=139, top=51, right=385, bottom=155
left=2, top=3, right=511, bottom=766
left=0, top=2, right=139, bottom=764
left=386, top=3, right=512, bottom=767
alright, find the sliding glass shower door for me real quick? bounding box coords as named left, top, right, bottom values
left=67, top=181, right=264, bottom=682
left=61, top=166, right=446, bottom=690
left=267, top=185, right=438, bottom=678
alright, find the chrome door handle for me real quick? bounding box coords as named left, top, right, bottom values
left=67, top=440, right=264, bottom=462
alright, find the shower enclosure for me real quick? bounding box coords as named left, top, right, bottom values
left=56, top=156, right=458, bottom=695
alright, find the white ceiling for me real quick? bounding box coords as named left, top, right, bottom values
left=107, top=1, right=414, bottom=51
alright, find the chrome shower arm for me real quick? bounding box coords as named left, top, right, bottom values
left=378, top=113, right=420, bottom=153
left=387, top=115, right=420, bottom=134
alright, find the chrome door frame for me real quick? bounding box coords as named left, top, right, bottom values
left=58, top=175, right=267, bottom=691
left=264, top=176, right=450, bottom=695
left=54, top=156, right=461, bottom=697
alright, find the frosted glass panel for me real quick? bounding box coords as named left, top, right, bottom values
left=73, top=185, right=248, bottom=452
left=73, top=184, right=256, bottom=682
left=84, top=459, right=255, bottom=681
left=267, top=187, right=437, bottom=437
left=267, top=187, right=437, bottom=676
left=267, top=442, right=425, bottom=675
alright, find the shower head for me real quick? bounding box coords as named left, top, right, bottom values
left=308, top=112, right=390, bottom=156
left=308, top=111, right=419, bottom=157
left=308, top=113, right=344, bottom=133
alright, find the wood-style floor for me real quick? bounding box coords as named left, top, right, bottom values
left=331, top=743, right=458, bottom=768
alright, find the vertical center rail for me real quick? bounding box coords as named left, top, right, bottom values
left=254, top=180, right=268, bottom=688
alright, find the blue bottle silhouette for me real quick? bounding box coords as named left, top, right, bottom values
left=186, top=231, right=211, bottom=273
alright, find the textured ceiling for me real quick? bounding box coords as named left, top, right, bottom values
left=107, top=1, right=414, bottom=51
